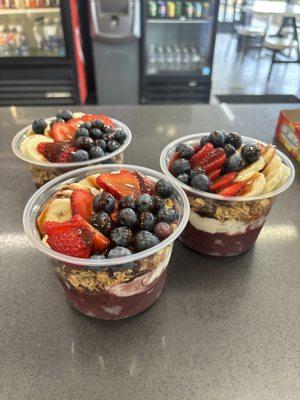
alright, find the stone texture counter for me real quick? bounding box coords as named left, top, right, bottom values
left=0, top=104, right=299, bottom=400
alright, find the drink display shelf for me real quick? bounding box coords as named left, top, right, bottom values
left=146, top=18, right=212, bottom=23
left=0, top=7, right=60, bottom=15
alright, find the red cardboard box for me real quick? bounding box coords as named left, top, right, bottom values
left=276, top=109, right=300, bottom=162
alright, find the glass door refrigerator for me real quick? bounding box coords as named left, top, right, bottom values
left=0, top=0, right=87, bottom=106
left=140, top=0, right=219, bottom=104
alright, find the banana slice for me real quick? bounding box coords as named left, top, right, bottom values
left=73, top=112, right=85, bottom=118
left=20, top=134, right=53, bottom=162
left=276, top=164, right=290, bottom=189
left=87, top=174, right=101, bottom=188
left=235, top=156, right=265, bottom=181
left=77, top=178, right=96, bottom=188
left=262, top=144, right=276, bottom=165
left=37, top=197, right=72, bottom=235
left=42, top=235, right=50, bottom=248
left=263, top=168, right=283, bottom=193
left=240, top=173, right=266, bottom=197
left=263, top=154, right=282, bottom=177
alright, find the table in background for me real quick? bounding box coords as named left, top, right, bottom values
left=0, top=104, right=299, bottom=400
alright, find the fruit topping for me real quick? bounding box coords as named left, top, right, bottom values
left=235, top=156, right=265, bottom=181
left=208, top=168, right=221, bottom=181
left=225, top=132, right=242, bottom=149
left=107, top=140, right=120, bottom=153
left=202, top=148, right=226, bottom=173
left=157, top=207, right=177, bottom=224
left=133, top=171, right=155, bottom=195
left=154, top=222, right=173, bottom=241
left=172, top=158, right=191, bottom=176
left=223, top=143, right=236, bottom=157
left=241, top=144, right=261, bottom=163
left=76, top=136, right=94, bottom=150
left=175, top=143, right=195, bottom=159
left=190, top=142, right=214, bottom=168
left=37, top=142, right=77, bottom=163
left=90, top=128, right=103, bottom=140
left=96, top=170, right=141, bottom=199
left=210, top=172, right=237, bottom=192
left=136, top=194, right=154, bottom=212
left=155, top=179, right=174, bottom=198
left=114, top=128, right=127, bottom=143
left=200, top=135, right=209, bottom=147
left=177, top=173, right=189, bottom=184
left=70, top=149, right=89, bottom=162
left=134, top=230, right=159, bottom=251
left=118, top=208, right=138, bottom=227
left=56, top=109, right=73, bottom=121
left=138, top=211, right=156, bottom=231
left=50, top=118, right=64, bottom=128
left=190, top=173, right=210, bottom=191
left=75, top=127, right=90, bottom=139
left=32, top=118, right=47, bottom=134
left=119, top=196, right=136, bottom=210
left=225, top=153, right=246, bottom=172
left=218, top=181, right=245, bottom=196
left=50, top=122, right=77, bottom=142
left=70, top=189, right=93, bottom=221
left=110, top=226, right=133, bottom=247
left=93, top=192, right=115, bottom=213
left=89, top=146, right=105, bottom=159
left=208, top=130, right=226, bottom=147
left=89, top=211, right=114, bottom=236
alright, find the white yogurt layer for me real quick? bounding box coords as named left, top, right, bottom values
left=189, top=209, right=265, bottom=235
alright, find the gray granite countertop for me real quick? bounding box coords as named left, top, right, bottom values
left=0, top=104, right=299, bottom=400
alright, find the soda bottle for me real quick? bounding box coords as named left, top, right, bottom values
left=183, top=2, right=193, bottom=19
left=194, top=2, right=202, bottom=18
left=175, top=1, right=182, bottom=18
left=148, top=0, right=157, bottom=18
left=202, top=1, right=210, bottom=17
left=157, top=1, right=166, bottom=18
left=167, top=1, right=176, bottom=18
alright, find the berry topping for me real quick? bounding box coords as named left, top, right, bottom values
left=151, top=195, right=163, bottom=210
left=70, top=149, right=89, bottom=162
left=80, top=122, right=91, bottom=130
left=107, top=247, right=133, bottom=270
left=175, top=143, right=195, bottom=159
left=190, top=173, right=210, bottom=191
left=50, top=122, right=77, bottom=142
left=202, top=148, right=226, bottom=173
left=76, top=136, right=94, bottom=150
left=70, top=189, right=93, bottom=221
left=134, top=230, right=159, bottom=251
left=157, top=207, right=177, bottom=224
left=218, top=181, right=245, bottom=196
left=90, top=128, right=103, bottom=140
left=50, top=118, right=64, bottom=128
left=177, top=173, right=189, bottom=184
left=155, top=179, right=173, bottom=198
left=89, top=211, right=114, bottom=236
left=96, top=170, right=141, bottom=199
left=118, top=208, right=137, bottom=227
left=225, top=132, right=242, bottom=149
left=200, top=135, right=209, bottom=147
left=225, top=153, right=246, bottom=172
left=93, top=192, right=115, bottom=213
left=111, top=226, right=133, bottom=247
left=208, top=130, right=226, bottom=147
left=114, top=128, right=127, bottom=143
left=210, top=171, right=238, bottom=192
left=172, top=158, right=191, bottom=176
left=154, top=222, right=173, bottom=241
left=95, top=139, right=107, bottom=150
left=136, top=194, right=154, bottom=212
left=133, top=171, right=155, bottom=195
left=107, top=140, right=121, bottom=153
left=89, top=146, right=105, bottom=159
left=56, top=109, right=73, bottom=121
left=189, top=167, right=205, bottom=179
left=90, top=119, right=104, bottom=130
left=223, top=143, right=236, bottom=157
left=241, top=144, right=261, bottom=163
left=32, top=118, right=47, bottom=134
left=208, top=168, right=221, bottom=181
left=190, top=143, right=214, bottom=168
left=75, top=127, right=90, bottom=139
left=119, top=196, right=136, bottom=210
left=37, top=142, right=77, bottom=163
left=168, top=151, right=181, bottom=172
left=138, top=211, right=156, bottom=231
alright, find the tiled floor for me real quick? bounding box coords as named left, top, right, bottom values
left=211, top=33, right=300, bottom=99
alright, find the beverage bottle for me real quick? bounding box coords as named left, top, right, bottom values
left=33, top=17, right=43, bottom=50
left=174, top=1, right=182, bottom=18
left=53, top=16, right=64, bottom=55
left=202, top=1, right=210, bottom=17
left=194, top=2, right=202, bottom=18
left=167, top=1, right=175, bottom=18
left=148, top=0, right=157, bottom=18
left=183, top=2, right=194, bottom=19
left=157, top=1, right=166, bottom=18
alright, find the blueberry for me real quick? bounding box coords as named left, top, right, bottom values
left=189, top=167, right=205, bottom=180
left=175, top=143, right=195, bottom=159
left=134, top=231, right=159, bottom=251
left=208, top=130, right=226, bottom=147
left=225, top=132, right=242, bottom=149
left=154, top=222, right=173, bottom=241
left=56, top=109, right=73, bottom=121
left=76, top=136, right=94, bottom=150
left=172, top=158, right=191, bottom=177
left=151, top=195, right=163, bottom=210
left=89, top=211, right=114, bottom=236
left=95, top=139, right=107, bottom=151
left=157, top=207, right=177, bottom=224
left=200, top=135, right=209, bottom=147
left=138, top=211, right=156, bottom=231
left=114, top=128, right=127, bottom=143
left=103, top=132, right=115, bottom=142
left=223, top=143, right=236, bottom=157
left=155, top=179, right=173, bottom=198
left=177, top=173, right=189, bottom=184
left=70, top=149, right=89, bottom=162
left=75, top=127, right=90, bottom=139
left=93, top=192, right=115, bottom=213
left=108, top=246, right=133, bottom=270
left=103, top=125, right=115, bottom=134
left=241, top=144, right=260, bottom=163
left=107, top=140, right=120, bottom=153
left=90, top=119, right=104, bottom=130
left=111, top=227, right=133, bottom=247
left=88, top=253, right=107, bottom=271
left=50, top=118, right=64, bottom=128
left=119, top=196, right=136, bottom=210
left=90, top=128, right=103, bottom=140
left=32, top=118, right=47, bottom=134
left=89, top=146, right=105, bottom=159
left=225, top=153, right=246, bottom=172
left=136, top=194, right=154, bottom=212
left=118, top=208, right=137, bottom=227
left=80, top=122, right=91, bottom=130
left=190, top=173, right=210, bottom=191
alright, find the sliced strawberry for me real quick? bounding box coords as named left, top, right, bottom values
left=37, top=142, right=77, bottom=163
left=190, top=143, right=214, bottom=168
left=208, top=168, right=221, bottom=181
left=70, top=189, right=93, bottom=221
left=72, top=214, right=110, bottom=253
left=168, top=151, right=181, bottom=172
left=44, top=219, right=77, bottom=236
left=203, top=148, right=226, bottom=173
left=218, top=181, right=245, bottom=197
left=210, top=172, right=238, bottom=192
left=110, top=209, right=118, bottom=224
left=133, top=171, right=155, bottom=194
left=50, top=122, right=77, bottom=142
left=81, top=114, right=115, bottom=127
left=96, top=170, right=141, bottom=199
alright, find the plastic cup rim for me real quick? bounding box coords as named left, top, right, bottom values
left=23, top=163, right=190, bottom=267
left=12, top=117, right=132, bottom=169
left=160, top=132, right=295, bottom=202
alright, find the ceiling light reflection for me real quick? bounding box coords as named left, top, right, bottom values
left=260, top=224, right=298, bottom=242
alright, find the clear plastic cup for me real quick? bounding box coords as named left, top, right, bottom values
left=23, top=164, right=189, bottom=319
left=160, top=133, right=295, bottom=256
left=12, top=117, right=132, bottom=188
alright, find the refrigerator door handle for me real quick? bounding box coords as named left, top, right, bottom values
left=89, top=0, right=141, bottom=43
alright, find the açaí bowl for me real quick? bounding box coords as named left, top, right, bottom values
left=160, top=133, right=295, bottom=257
left=23, top=164, right=189, bottom=319
left=12, top=117, right=132, bottom=188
